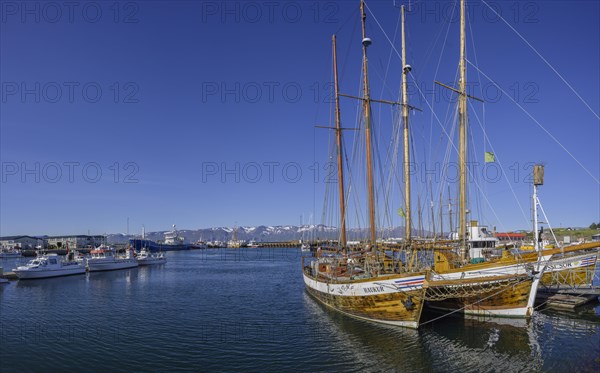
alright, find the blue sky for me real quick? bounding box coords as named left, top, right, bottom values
left=1, top=0, right=598, bottom=236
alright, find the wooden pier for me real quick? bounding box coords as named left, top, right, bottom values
left=257, top=241, right=300, bottom=248
left=538, top=287, right=600, bottom=310
left=0, top=268, right=18, bottom=280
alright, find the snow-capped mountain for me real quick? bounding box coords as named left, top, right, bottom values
left=106, top=224, right=414, bottom=244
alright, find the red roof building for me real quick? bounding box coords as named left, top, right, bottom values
left=495, top=232, right=526, bottom=241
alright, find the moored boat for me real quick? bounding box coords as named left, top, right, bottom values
left=538, top=242, right=600, bottom=291
left=0, top=248, right=22, bottom=259
left=136, top=248, right=166, bottom=266
left=12, top=253, right=86, bottom=279
left=426, top=249, right=553, bottom=317
left=303, top=252, right=426, bottom=328
left=85, top=246, right=138, bottom=272
left=303, top=2, right=428, bottom=329
left=304, top=0, right=557, bottom=328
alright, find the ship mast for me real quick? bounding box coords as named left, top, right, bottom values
left=458, top=0, right=468, bottom=259
left=401, top=4, right=412, bottom=242
left=360, top=0, right=377, bottom=246
left=435, top=0, right=482, bottom=251
left=332, top=35, right=347, bottom=248
left=533, top=165, right=544, bottom=255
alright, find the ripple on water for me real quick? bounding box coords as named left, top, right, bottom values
left=1, top=249, right=599, bottom=372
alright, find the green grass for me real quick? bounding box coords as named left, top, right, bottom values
left=551, top=228, right=600, bottom=241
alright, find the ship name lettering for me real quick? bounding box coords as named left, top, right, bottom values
left=363, top=286, right=384, bottom=294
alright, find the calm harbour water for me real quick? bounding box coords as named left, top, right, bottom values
left=1, top=248, right=599, bottom=372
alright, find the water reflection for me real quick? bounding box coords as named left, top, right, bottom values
left=1, top=249, right=598, bottom=372
left=303, top=289, right=599, bottom=372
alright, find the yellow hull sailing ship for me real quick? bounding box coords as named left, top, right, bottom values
left=302, top=0, right=599, bottom=329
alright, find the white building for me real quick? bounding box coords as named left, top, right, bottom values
left=46, top=235, right=105, bottom=249
left=0, top=236, right=45, bottom=249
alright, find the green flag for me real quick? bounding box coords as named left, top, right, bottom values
left=485, top=151, right=495, bottom=163
left=397, top=208, right=406, bottom=218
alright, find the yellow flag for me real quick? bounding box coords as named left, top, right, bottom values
left=485, top=152, right=495, bottom=163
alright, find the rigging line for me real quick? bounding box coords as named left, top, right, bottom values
left=413, top=0, right=456, bottom=83
left=350, top=95, right=366, bottom=231
left=364, top=2, right=404, bottom=69
left=468, top=101, right=529, bottom=225
left=430, top=65, right=462, bottom=202
left=536, top=196, right=560, bottom=248
left=427, top=0, right=457, bottom=169
left=392, top=112, right=406, bottom=231
left=340, top=15, right=360, bottom=87
left=378, top=9, right=401, bottom=107
left=364, top=0, right=453, bottom=206
left=463, top=107, right=482, bottom=224
left=465, top=5, right=485, bottom=227
left=467, top=60, right=600, bottom=185
left=438, top=106, right=458, bottom=201
left=419, top=276, right=533, bottom=326
left=413, top=70, right=456, bottom=207
left=466, top=3, right=486, bottom=155
left=409, top=75, right=509, bottom=233
left=334, top=6, right=360, bottom=36
left=382, top=109, right=401, bottom=231
left=370, top=110, right=387, bottom=232
left=480, top=0, right=599, bottom=121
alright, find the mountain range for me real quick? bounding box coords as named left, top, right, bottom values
left=106, top=225, right=420, bottom=244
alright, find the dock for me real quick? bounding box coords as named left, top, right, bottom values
left=0, top=268, right=18, bottom=280
left=537, top=287, right=600, bottom=310
left=258, top=241, right=300, bottom=248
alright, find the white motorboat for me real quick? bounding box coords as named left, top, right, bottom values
left=136, top=248, right=166, bottom=266
left=85, top=247, right=138, bottom=272
left=12, top=254, right=86, bottom=279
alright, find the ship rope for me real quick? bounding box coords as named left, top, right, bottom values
left=419, top=276, right=531, bottom=326
left=424, top=275, right=527, bottom=301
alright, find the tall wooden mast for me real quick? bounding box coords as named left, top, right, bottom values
left=360, top=0, right=377, bottom=246
left=458, top=0, right=468, bottom=258
left=332, top=35, right=347, bottom=248
left=401, top=5, right=412, bottom=242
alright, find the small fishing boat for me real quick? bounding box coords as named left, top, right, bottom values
left=136, top=248, right=166, bottom=266
left=85, top=246, right=138, bottom=272
left=12, top=253, right=86, bottom=279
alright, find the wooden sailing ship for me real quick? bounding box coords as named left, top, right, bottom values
left=426, top=164, right=599, bottom=316
left=421, top=0, right=551, bottom=318
left=422, top=0, right=600, bottom=315
left=303, top=0, right=598, bottom=328
left=528, top=167, right=599, bottom=291
left=540, top=246, right=599, bottom=290
left=303, top=1, right=428, bottom=329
